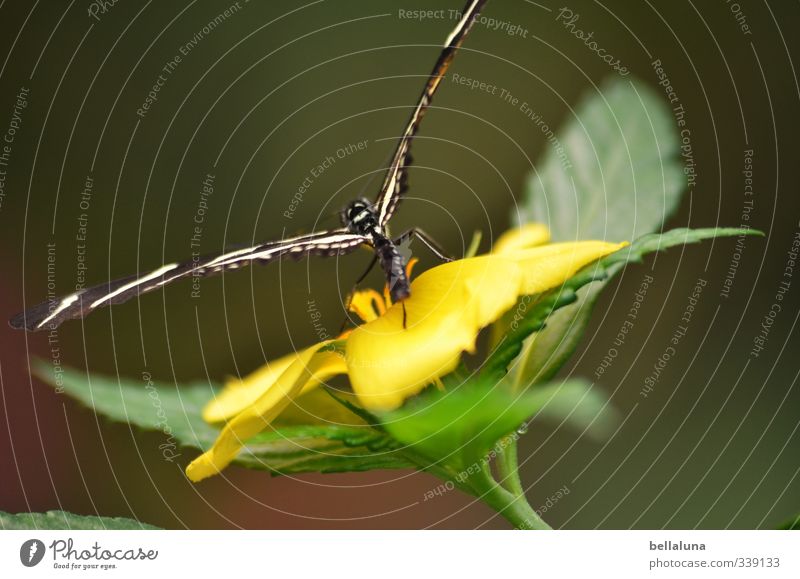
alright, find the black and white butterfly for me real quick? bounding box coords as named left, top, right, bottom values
left=10, top=0, right=489, bottom=332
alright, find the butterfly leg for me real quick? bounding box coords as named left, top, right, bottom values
left=355, top=254, right=379, bottom=285
left=394, top=228, right=453, bottom=263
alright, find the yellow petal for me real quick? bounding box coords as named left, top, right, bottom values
left=346, top=256, right=523, bottom=411
left=203, top=353, right=294, bottom=423
left=348, top=289, right=386, bottom=324
left=505, top=241, right=628, bottom=295
left=275, top=387, right=365, bottom=426
left=492, top=223, right=550, bottom=254
left=346, top=241, right=625, bottom=411
left=202, top=346, right=347, bottom=423
left=186, top=342, right=344, bottom=482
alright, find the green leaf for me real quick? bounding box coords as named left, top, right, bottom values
left=0, top=510, right=159, bottom=530
left=604, top=228, right=763, bottom=268
left=507, top=76, right=689, bottom=388
left=516, top=76, right=685, bottom=242
left=491, top=228, right=761, bottom=385
left=379, top=379, right=525, bottom=473
left=502, top=287, right=600, bottom=385
left=33, top=361, right=219, bottom=448
left=524, top=378, right=618, bottom=440
left=34, top=363, right=412, bottom=476
left=380, top=376, right=606, bottom=475
left=483, top=269, right=603, bottom=380
left=238, top=424, right=410, bottom=474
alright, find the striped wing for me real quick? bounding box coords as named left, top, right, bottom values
left=10, top=229, right=368, bottom=331
left=374, top=0, right=488, bottom=226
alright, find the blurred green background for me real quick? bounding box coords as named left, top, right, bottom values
left=0, top=0, right=798, bottom=529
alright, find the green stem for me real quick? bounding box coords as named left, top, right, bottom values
left=401, top=444, right=550, bottom=529
left=470, top=460, right=551, bottom=530
left=495, top=436, right=525, bottom=497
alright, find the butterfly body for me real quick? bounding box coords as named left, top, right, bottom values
left=342, top=197, right=409, bottom=303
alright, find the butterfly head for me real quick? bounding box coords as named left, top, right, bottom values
left=342, top=198, right=378, bottom=234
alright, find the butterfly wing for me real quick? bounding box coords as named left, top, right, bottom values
left=374, top=0, right=489, bottom=226
left=10, top=229, right=368, bottom=331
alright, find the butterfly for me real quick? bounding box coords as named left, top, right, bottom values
left=10, top=0, right=489, bottom=332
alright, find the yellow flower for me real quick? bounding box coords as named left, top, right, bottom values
left=185, top=342, right=348, bottom=482
left=185, top=224, right=626, bottom=482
